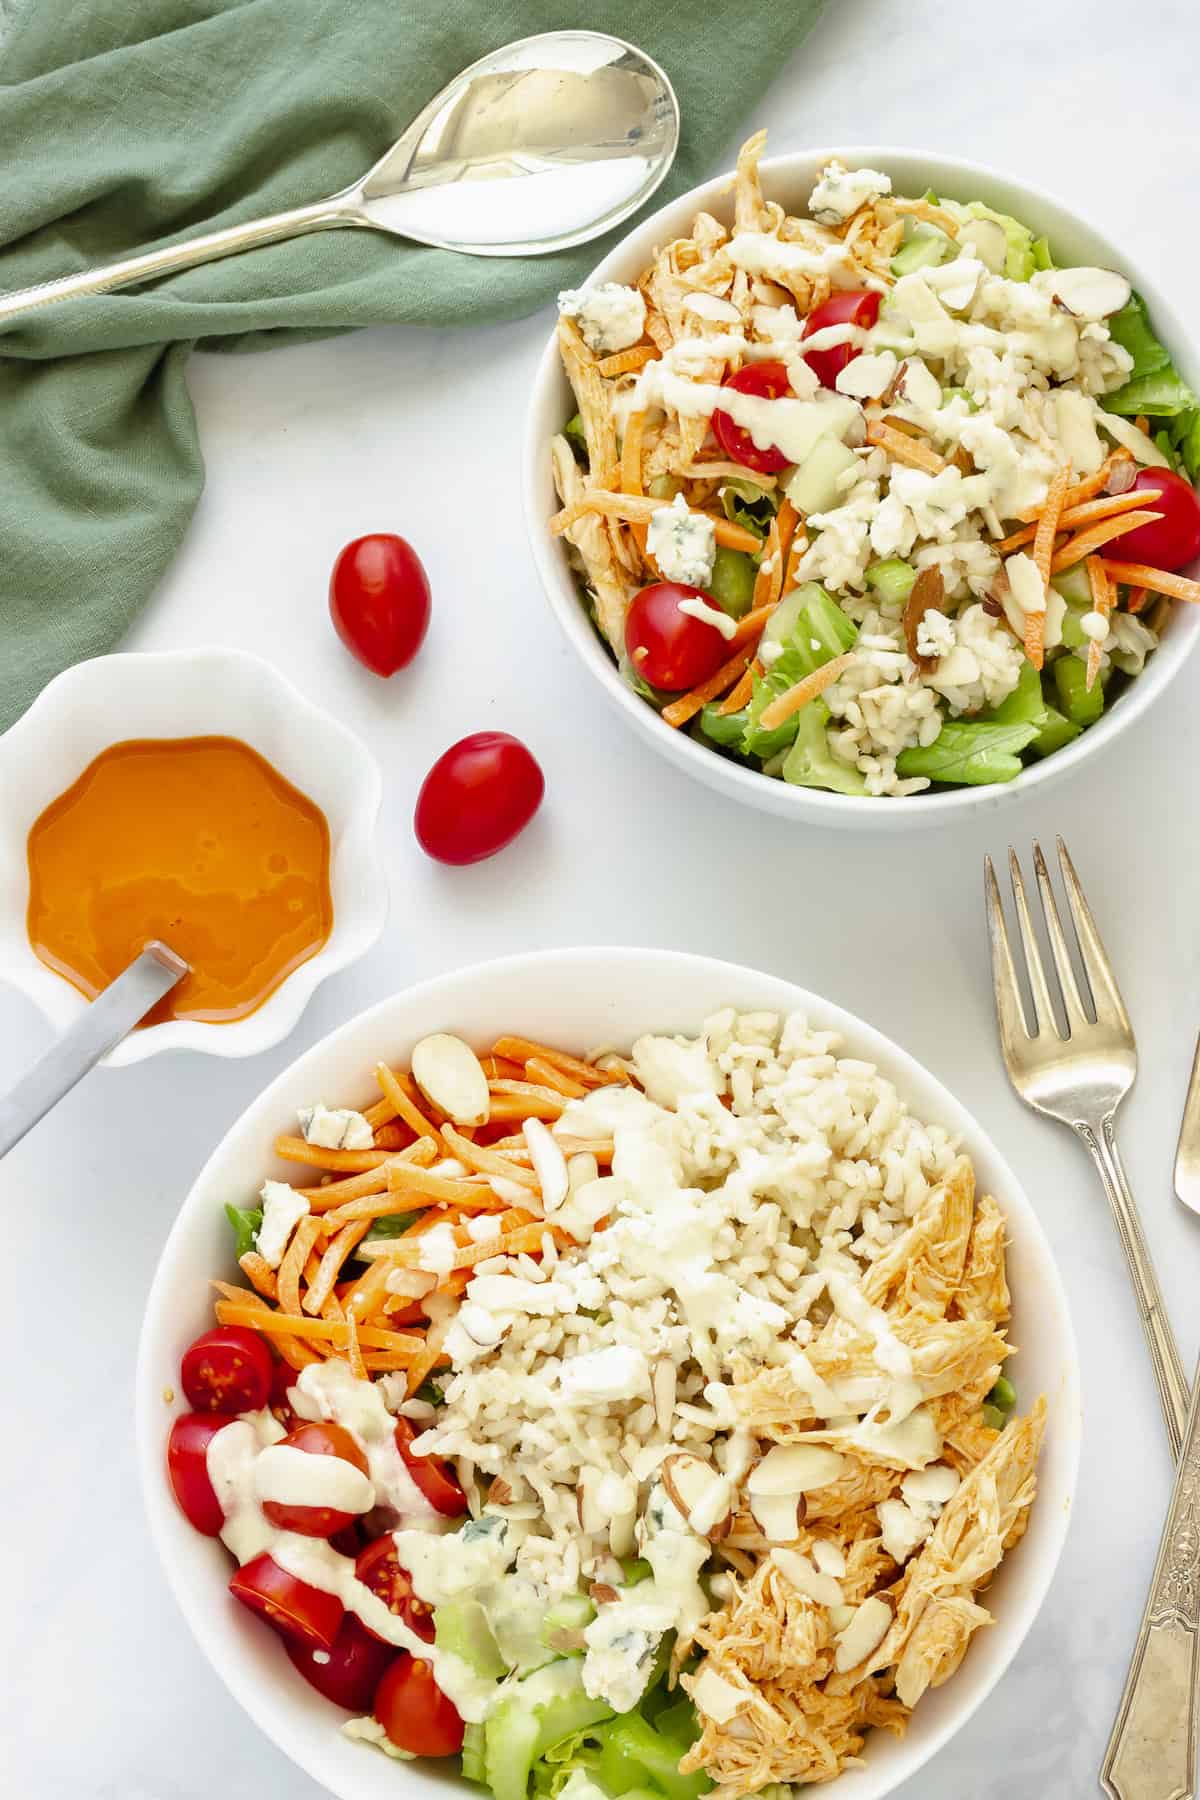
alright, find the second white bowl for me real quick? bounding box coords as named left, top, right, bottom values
left=523, top=147, right=1200, bottom=830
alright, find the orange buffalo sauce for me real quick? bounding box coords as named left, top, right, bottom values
left=27, top=737, right=332, bottom=1026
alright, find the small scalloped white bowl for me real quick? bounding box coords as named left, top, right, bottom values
left=0, top=648, right=388, bottom=1065
left=523, top=148, right=1200, bottom=829
left=137, top=947, right=1080, bottom=1800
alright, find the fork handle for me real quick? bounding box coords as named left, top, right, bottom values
left=1078, top=1114, right=1189, bottom=1458
left=1101, top=1345, right=1200, bottom=1799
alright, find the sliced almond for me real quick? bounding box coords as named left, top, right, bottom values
left=902, top=565, right=945, bottom=672
left=749, top=1490, right=804, bottom=1543
left=411, top=1034, right=490, bottom=1126
left=771, top=1548, right=844, bottom=1608
left=660, top=1453, right=734, bottom=1540
left=690, top=1664, right=746, bottom=1725
left=608, top=1507, right=637, bottom=1559
left=652, top=1359, right=677, bottom=1434
left=523, top=1117, right=569, bottom=1211
left=747, top=1443, right=847, bottom=1495
left=1043, top=266, right=1131, bottom=321
left=489, top=1477, right=514, bottom=1507
left=577, top=1469, right=606, bottom=1535
left=896, top=356, right=942, bottom=414
left=1104, top=456, right=1137, bottom=496
left=834, top=1594, right=893, bottom=1674
left=588, top=1582, right=619, bottom=1605
left=958, top=217, right=1006, bottom=273
left=545, top=1627, right=588, bottom=1652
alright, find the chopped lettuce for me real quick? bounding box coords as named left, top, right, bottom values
left=698, top=702, right=750, bottom=749
left=720, top=476, right=778, bottom=539
left=782, top=699, right=866, bottom=795
left=961, top=200, right=1036, bottom=280
left=895, top=719, right=1040, bottom=786
left=742, top=586, right=856, bottom=760
left=1104, top=293, right=1196, bottom=419
left=224, top=1202, right=262, bottom=1260
left=1170, top=409, right=1200, bottom=482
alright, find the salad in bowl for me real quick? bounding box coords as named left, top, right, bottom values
left=158, top=1002, right=1051, bottom=1795
left=547, top=133, right=1200, bottom=800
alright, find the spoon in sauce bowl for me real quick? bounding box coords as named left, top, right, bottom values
left=0, top=942, right=187, bottom=1159
left=0, top=31, right=679, bottom=322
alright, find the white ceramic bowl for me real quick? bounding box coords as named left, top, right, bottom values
left=0, top=648, right=388, bottom=1064
left=137, top=947, right=1080, bottom=1800
left=524, top=148, right=1200, bottom=830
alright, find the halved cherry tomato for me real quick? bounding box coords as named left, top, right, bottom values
left=374, top=1654, right=465, bottom=1756
left=330, top=534, right=431, bottom=677
left=180, top=1325, right=273, bottom=1415
left=802, top=290, right=881, bottom=388
left=1116, top=468, right=1200, bottom=571
left=230, top=1553, right=344, bottom=1652
left=624, top=582, right=731, bottom=693
left=261, top=1422, right=372, bottom=1538
left=712, top=360, right=793, bottom=473
left=167, top=1413, right=227, bottom=1536
left=414, top=733, right=544, bottom=866
left=394, top=1417, right=467, bottom=1517
left=356, top=1535, right=436, bottom=1643
left=330, top=1522, right=367, bottom=1559
left=269, top=1359, right=299, bottom=1429
left=285, top=1614, right=397, bottom=1711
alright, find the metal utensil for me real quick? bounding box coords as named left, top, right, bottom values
left=1102, top=1352, right=1200, bottom=1799
left=0, top=31, right=678, bottom=324
left=0, top=943, right=187, bottom=1157
left=1174, top=1033, right=1200, bottom=1216
left=985, top=837, right=1189, bottom=1456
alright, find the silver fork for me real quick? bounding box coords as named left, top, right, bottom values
left=985, top=837, right=1188, bottom=1457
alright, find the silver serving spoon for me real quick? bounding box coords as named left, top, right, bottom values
left=0, top=31, right=678, bottom=323
left=0, top=943, right=188, bottom=1158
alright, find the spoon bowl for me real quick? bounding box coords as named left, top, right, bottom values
left=0, top=31, right=679, bottom=321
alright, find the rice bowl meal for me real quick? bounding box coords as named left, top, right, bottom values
left=549, top=132, right=1200, bottom=798
left=162, top=1007, right=1045, bottom=1793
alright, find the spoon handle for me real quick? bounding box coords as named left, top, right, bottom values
left=0, top=943, right=188, bottom=1159
left=0, top=195, right=359, bottom=323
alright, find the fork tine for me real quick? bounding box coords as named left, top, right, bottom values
left=1032, top=841, right=1089, bottom=1029
left=1008, top=848, right=1062, bottom=1039
left=985, top=854, right=1031, bottom=1048
left=1056, top=837, right=1132, bottom=1031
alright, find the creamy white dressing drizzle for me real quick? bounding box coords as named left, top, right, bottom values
left=631, top=357, right=860, bottom=466
left=254, top=1442, right=374, bottom=1513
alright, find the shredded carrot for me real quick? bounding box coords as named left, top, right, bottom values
left=274, top=1136, right=393, bottom=1174
left=450, top=1222, right=572, bottom=1271
left=322, top=1190, right=464, bottom=1230
left=865, top=420, right=945, bottom=474
left=238, top=1252, right=278, bottom=1300
left=491, top=1038, right=622, bottom=1086
left=363, top=1066, right=423, bottom=1129
left=752, top=510, right=784, bottom=610
left=523, top=1056, right=588, bottom=1099
left=1084, top=556, right=1114, bottom=693
left=549, top=490, right=761, bottom=553
left=1050, top=509, right=1162, bottom=573
left=277, top=1214, right=321, bottom=1317
left=303, top=1220, right=370, bottom=1316
left=276, top=1334, right=322, bottom=1371
left=362, top=1349, right=427, bottom=1373
left=373, top=1122, right=416, bottom=1150
left=441, top=1124, right=540, bottom=1189
left=214, top=1299, right=423, bottom=1355
left=1025, top=464, right=1071, bottom=669
left=1015, top=451, right=1132, bottom=522
left=300, top=1141, right=438, bottom=1214
left=620, top=410, right=646, bottom=496
left=995, top=486, right=1162, bottom=555
left=387, top=1164, right=498, bottom=1204
left=405, top=1325, right=449, bottom=1396
left=375, top=1063, right=442, bottom=1144
left=344, top=1308, right=366, bottom=1380
left=346, top=1257, right=405, bottom=1322
left=1134, top=414, right=1150, bottom=436
left=659, top=602, right=777, bottom=729
left=598, top=345, right=659, bottom=378
left=717, top=660, right=757, bottom=716
left=481, top=1055, right=528, bottom=1082
left=1125, top=585, right=1149, bottom=613
left=1101, top=561, right=1200, bottom=604
left=757, top=652, right=855, bottom=731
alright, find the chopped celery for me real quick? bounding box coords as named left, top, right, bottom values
left=890, top=220, right=954, bottom=276
left=620, top=1557, right=653, bottom=1587
left=602, top=1715, right=712, bottom=1800
left=484, top=1663, right=615, bottom=1800
left=988, top=1373, right=1018, bottom=1412
left=699, top=702, right=750, bottom=749
left=982, top=1403, right=1008, bottom=1432
left=541, top=1594, right=596, bottom=1649
left=1053, top=654, right=1104, bottom=726
left=1031, top=704, right=1081, bottom=758
left=981, top=661, right=1047, bottom=728
left=463, top=1723, right=489, bottom=1787
left=785, top=434, right=860, bottom=514
left=599, top=1729, right=650, bottom=1796
left=654, top=1700, right=702, bottom=1748
left=1032, top=235, right=1054, bottom=271
left=961, top=200, right=1036, bottom=280
left=865, top=558, right=917, bottom=606
left=224, top=1203, right=262, bottom=1260
left=895, top=720, right=1039, bottom=786
left=782, top=699, right=867, bottom=796
left=435, top=1600, right=507, bottom=1679
left=706, top=546, right=756, bottom=618
left=720, top=476, right=777, bottom=539
left=1051, top=564, right=1093, bottom=607
left=563, top=414, right=588, bottom=463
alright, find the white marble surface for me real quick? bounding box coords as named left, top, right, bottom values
left=4, top=2, right=1200, bottom=1794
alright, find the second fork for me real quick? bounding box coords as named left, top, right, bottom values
left=985, top=837, right=1188, bottom=1457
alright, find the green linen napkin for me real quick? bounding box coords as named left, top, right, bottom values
left=0, top=0, right=825, bottom=729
